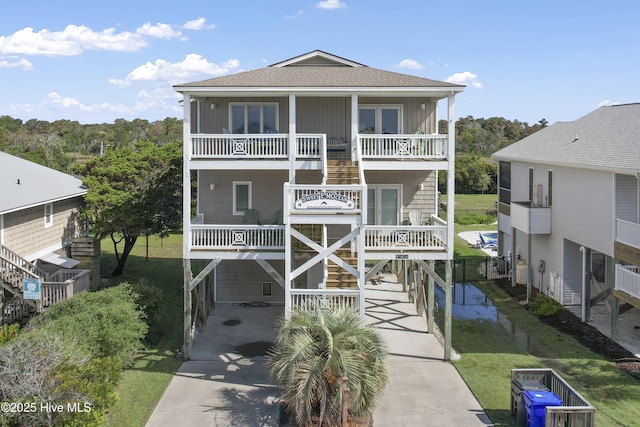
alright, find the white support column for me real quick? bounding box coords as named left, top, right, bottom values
left=182, top=93, right=193, bottom=360
left=289, top=94, right=297, bottom=184
left=283, top=184, right=292, bottom=318
left=351, top=94, right=359, bottom=161
left=444, top=93, right=456, bottom=361
left=446, top=93, right=456, bottom=260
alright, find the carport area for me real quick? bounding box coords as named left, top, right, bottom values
left=146, top=279, right=490, bottom=426
left=146, top=302, right=283, bottom=426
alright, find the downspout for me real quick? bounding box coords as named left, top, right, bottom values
left=580, top=245, right=587, bottom=322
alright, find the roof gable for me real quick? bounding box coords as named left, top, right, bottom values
left=0, top=151, right=87, bottom=214
left=269, top=50, right=366, bottom=68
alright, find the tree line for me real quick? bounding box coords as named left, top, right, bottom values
left=0, top=114, right=545, bottom=275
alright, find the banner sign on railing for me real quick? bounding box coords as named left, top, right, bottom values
left=23, top=278, right=41, bottom=300
left=294, top=191, right=355, bottom=211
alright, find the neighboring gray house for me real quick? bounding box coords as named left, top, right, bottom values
left=0, top=151, right=92, bottom=322
left=174, top=50, right=464, bottom=359
left=493, top=104, right=640, bottom=339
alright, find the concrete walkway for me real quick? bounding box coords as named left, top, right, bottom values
left=146, top=280, right=492, bottom=426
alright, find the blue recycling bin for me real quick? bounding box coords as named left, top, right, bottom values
left=523, top=390, right=563, bottom=427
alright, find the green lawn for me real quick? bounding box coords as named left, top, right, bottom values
left=100, top=234, right=184, bottom=427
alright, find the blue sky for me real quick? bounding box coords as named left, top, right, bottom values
left=1, top=0, right=637, bottom=125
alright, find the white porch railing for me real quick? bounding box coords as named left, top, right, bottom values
left=359, top=134, right=447, bottom=159
left=191, top=133, right=289, bottom=159
left=190, top=225, right=285, bottom=250
left=290, top=289, right=360, bottom=311
left=42, top=269, right=91, bottom=307
left=616, top=219, right=640, bottom=250
left=616, top=264, right=640, bottom=301
left=296, top=134, right=324, bottom=159
left=364, top=225, right=447, bottom=251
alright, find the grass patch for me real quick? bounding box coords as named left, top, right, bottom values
left=452, top=280, right=640, bottom=426
left=100, top=234, right=184, bottom=427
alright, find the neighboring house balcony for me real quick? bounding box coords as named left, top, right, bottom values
left=614, top=219, right=640, bottom=305
left=615, top=264, right=640, bottom=306
left=510, top=201, right=551, bottom=235
left=615, top=219, right=640, bottom=266
left=188, top=132, right=449, bottom=168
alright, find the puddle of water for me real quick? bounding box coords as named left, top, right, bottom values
left=234, top=341, right=274, bottom=358
left=435, top=282, right=552, bottom=357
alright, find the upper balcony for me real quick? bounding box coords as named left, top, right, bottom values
left=187, top=133, right=449, bottom=169
left=510, top=201, right=551, bottom=235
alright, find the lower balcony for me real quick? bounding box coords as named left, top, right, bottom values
left=188, top=222, right=448, bottom=259
left=615, top=264, right=640, bottom=305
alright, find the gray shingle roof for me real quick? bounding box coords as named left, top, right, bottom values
left=175, top=64, right=462, bottom=90
left=0, top=151, right=87, bottom=214
left=493, top=104, right=640, bottom=172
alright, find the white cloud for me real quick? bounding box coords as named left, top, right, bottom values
left=114, top=54, right=240, bottom=85
left=183, top=17, right=215, bottom=30
left=136, top=22, right=182, bottom=39
left=316, top=0, right=347, bottom=9
left=0, top=57, right=33, bottom=70
left=0, top=25, right=147, bottom=56
left=0, top=20, right=189, bottom=58
left=284, top=10, right=304, bottom=19
left=396, top=59, right=424, bottom=70
left=446, top=71, right=482, bottom=89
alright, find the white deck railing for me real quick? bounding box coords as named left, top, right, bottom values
left=191, top=133, right=289, bottom=158
left=359, top=134, right=447, bottom=159
left=616, top=264, right=640, bottom=300
left=290, top=289, right=360, bottom=311
left=616, top=219, right=640, bottom=250
left=190, top=133, right=447, bottom=161
left=42, top=269, right=91, bottom=307
left=190, top=225, right=285, bottom=250
left=364, top=226, right=447, bottom=251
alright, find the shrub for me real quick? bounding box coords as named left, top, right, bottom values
left=0, top=333, right=122, bottom=427
left=130, top=279, right=165, bottom=345
left=454, top=212, right=497, bottom=225
left=0, top=323, right=20, bottom=346
left=529, top=293, right=564, bottom=317
left=29, top=283, right=148, bottom=367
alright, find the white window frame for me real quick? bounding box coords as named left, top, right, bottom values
left=358, top=105, right=403, bottom=134
left=44, top=203, right=53, bottom=228
left=233, top=181, right=252, bottom=216
left=229, top=103, right=279, bottom=134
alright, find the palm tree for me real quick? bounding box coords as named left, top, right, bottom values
left=267, top=305, right=388, bottom=427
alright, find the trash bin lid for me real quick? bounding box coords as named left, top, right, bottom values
left=523, top=390, right=563, bottom=407
left=512, top=379, right=549, bottom=391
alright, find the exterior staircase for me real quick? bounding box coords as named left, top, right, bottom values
left=0, top=244, right=45, bottom=323
left=325, top=159, right=359, bottom=185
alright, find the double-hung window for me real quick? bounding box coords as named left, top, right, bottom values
left=44, top=203, right=53, bottom=228
left=230, top=103, right=278, bottom=134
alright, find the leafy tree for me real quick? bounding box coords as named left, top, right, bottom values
left=76, top=140, right=182, bottom=276
left=268, top=306, right=388, bottom=426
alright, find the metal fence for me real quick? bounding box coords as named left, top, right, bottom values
left=437, top=255, right=512, bottom=282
